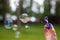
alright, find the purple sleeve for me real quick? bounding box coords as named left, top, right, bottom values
left=45, top=23, right=52, bottom=29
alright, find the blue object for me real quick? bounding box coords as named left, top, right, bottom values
left=5, top=20, right=10, bottom=25
left=44, top=16, right=48, bottom=21
left=45, top=23, right=52, bottom=29
left=15, top=31, right=20, bottom=38
left=44, top=16, right=52, bottom=29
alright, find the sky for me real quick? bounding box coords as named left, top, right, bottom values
left=9, top=0, right=16, bottom=11
left=34, top=0, right=44, bottom=5
left=32, top=0, right=44, bottom=13
left=9, top=0, right=19, bottom=11
left=10, top=0, right=44, bottom=12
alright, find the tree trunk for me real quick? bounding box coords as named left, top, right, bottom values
left=16, top=0, right=23, bottom=30
left=2, top=0, right=7, bottom=26
left=30, top=0, right=33, bottom=16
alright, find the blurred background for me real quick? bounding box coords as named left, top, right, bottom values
left=0, top=0, right=60, bottom=24
left=0, top=0, right=60, bottom=40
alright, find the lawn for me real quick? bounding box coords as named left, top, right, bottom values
left=0, top=23, right=60, bottom=40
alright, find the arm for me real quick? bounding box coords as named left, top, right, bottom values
left=51, top=24, right=57, bottom=40
left=51, top=24, right=56, bottom=34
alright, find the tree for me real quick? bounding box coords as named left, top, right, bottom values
left=16, top=0, right=24, bottom=30
left=44, top=0, right=50, bottom=16
left=29, top=0, right=33, bottom=16
left=0, top=0, right=3, bottom=15
left=2, top=0, right=7, bottom=26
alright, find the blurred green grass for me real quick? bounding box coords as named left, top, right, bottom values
left=0, top=23, right=60, bottom=40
